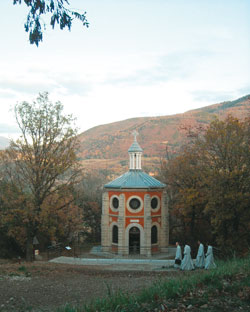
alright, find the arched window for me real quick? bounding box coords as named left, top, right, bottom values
left=112, top=225, right=118, bottom=244
left=112, top=197, right=119, bottom=209
left=110, top=195, right=119, bottom=212
left=151, top=197, right=158, bottom=209
left=151, top=225, right=158, bottom=244
left=150, top=196, right=160, bottom=211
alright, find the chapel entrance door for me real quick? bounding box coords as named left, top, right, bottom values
left=129, top=226, right=140, bottom=254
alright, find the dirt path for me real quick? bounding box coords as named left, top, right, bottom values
left=0, top=261, right=179, bottom=312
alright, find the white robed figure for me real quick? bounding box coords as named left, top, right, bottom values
left=181, top=244, right=194, bottom=270
left=195, top=241, right=205, bottom=268
left=174, top=242, right=182, bottom=268
left=205, top=245, right=216, bottom=269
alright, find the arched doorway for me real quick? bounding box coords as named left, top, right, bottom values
left=129, top=226, right=140, bottom=254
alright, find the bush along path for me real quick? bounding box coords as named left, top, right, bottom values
left=58, top=257, right=250, bottom=312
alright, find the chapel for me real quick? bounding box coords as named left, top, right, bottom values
left=101, top=132, right=169, bottom=256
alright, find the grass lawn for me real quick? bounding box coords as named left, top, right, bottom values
left=57, top=256, right=250, bottom=312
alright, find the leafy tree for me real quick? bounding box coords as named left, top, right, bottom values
left=196, top=116, right=250, bottom=254
left=162, top=116, right=250, bottom=255
left=0, top=182, right=24, bottom=258
left=161, top=147, right=211, bottom=248
left=74, top=172, right=106, bottom=242
left=13, top=0, right=89, bottom=46
left=0, top=92, right=82, bottom=260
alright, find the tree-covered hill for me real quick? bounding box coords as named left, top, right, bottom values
left=77, top=94, right=250, bottom=175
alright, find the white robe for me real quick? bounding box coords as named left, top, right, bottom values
left=195, top=243, right=205, bottom=268
left=181, top=245, right=194, bottom=271
left=174, top=245, right=182, bottom=268
left=205, top=245, right=216, bottom=269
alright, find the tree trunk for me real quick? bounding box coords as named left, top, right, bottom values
left=26, top=233, right=34, bottom=262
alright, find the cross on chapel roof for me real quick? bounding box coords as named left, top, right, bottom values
left=128, top=130, right=143, bottom=153
left=132, top=130, right=138, bottom=142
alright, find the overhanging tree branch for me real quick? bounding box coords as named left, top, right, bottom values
left=13, top=0, right=89, bottom=46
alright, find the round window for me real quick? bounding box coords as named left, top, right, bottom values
left=151, top=197, right=158, bottom=209
left=112, top=197, right=119, bottom=209
left=129, top=198, right=141, bottom=210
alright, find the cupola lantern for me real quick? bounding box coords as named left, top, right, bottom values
left=128, top=130, right=143, bottom=170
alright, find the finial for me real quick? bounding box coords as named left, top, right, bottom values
left=132, top=130, right=138, bottom=142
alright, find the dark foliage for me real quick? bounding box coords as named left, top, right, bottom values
left=0, top=230, right=24, bottom=258
left=13, top=0, right=89, bottom=46
left=74, top=172, right=107, bottom=243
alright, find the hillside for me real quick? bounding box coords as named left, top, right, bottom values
left=0, top=136, right=10, bottom=150
left=78, top=95, right=250, bottom=176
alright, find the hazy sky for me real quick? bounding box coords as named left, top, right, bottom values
left=0, top=0, right=249, bottom=138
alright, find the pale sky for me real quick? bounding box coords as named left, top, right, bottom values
left=0, top=0, right=249, bottom=138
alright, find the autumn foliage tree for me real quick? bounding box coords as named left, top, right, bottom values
left=162, top=148, right=210, bottom=247
left=0, top=92, right=82, bottom=260
left=74, top=172, right=106, bottom=242
left=196, top=116, right=250, bottom=254
left=162, top=116, right=250, bottom=255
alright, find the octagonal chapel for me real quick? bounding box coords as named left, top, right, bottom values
left=101, top=132, right=169, bottom=256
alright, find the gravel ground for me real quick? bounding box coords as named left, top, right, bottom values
left=0, top=259, right=179, bottom=312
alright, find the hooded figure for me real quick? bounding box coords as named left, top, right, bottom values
left=181, top=244, right=194, bottom=271
left=174, top=242, right=182, bottom=269
left=205, top=245, right=216, bottom=269
left=195, top=241, right=205, bottom=268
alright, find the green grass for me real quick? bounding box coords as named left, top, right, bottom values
left=17, top=265, right=32, bottom=277
left=57, top=256, right=250, bottom=312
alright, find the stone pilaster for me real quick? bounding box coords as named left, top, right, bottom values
left=101, top=191, right=110, bottom=252
left=143, top=193, right=152, bottom=256
left=118, top=193, right=126, bottom=255
left=160, top=189, right=169, bottom=252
